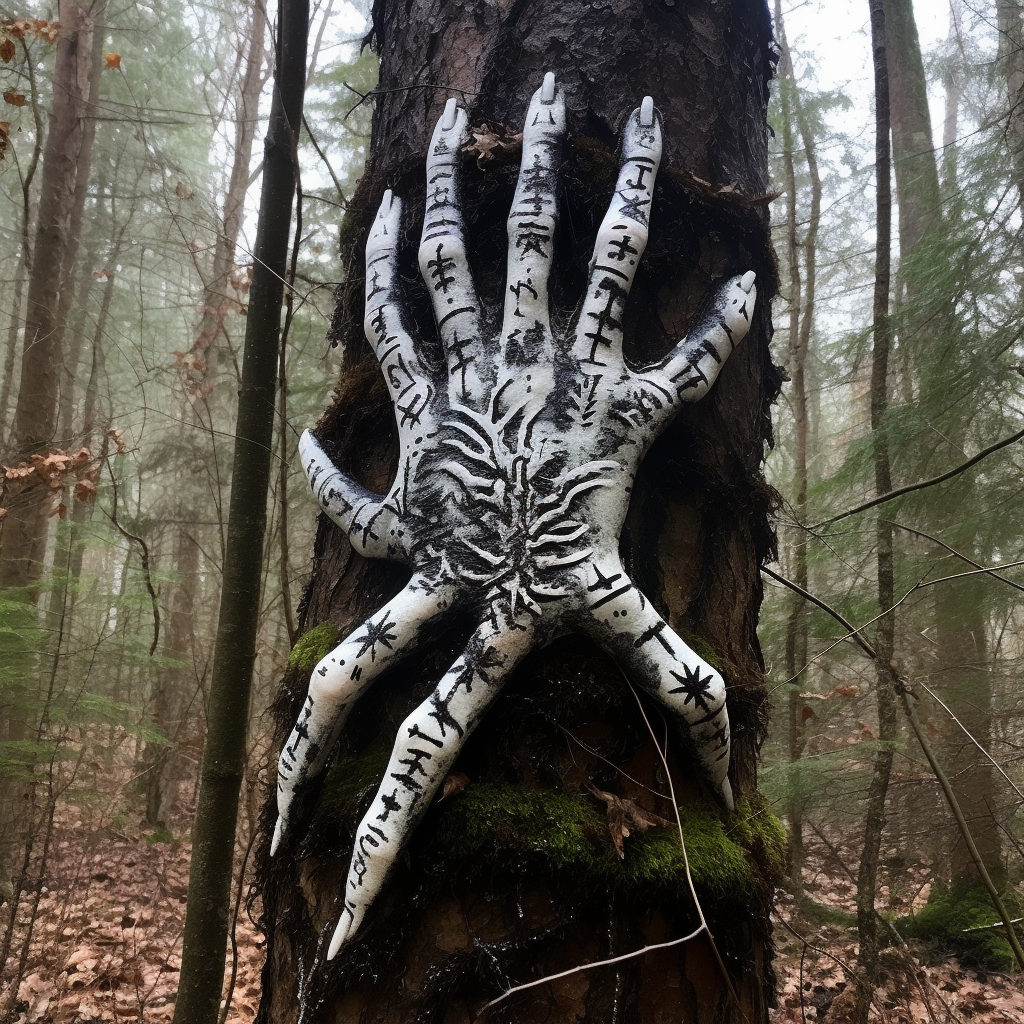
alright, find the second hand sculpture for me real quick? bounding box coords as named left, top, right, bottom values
left=273, top=73, right=757, bottom=960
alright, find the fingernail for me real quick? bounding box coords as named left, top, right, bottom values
left=740, top=270, right=756, bottom=293
left=440, top=97, right=458, bottom=131
left=541, top=71, right=555, bottom=103
left=639, top=96, right=655, bottom=127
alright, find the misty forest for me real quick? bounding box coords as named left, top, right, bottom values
left=2, top=0, right=1024, bottom=1022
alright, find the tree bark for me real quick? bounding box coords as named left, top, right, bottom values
left=855, top=3, right=897, bottom=1021
left=173, top=1, right=307, bottom=1021
left=255, top=2, right=781, bottom=1022
left=0, top=0, right=102, bottom=592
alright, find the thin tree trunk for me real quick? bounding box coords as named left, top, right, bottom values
left=855, top=3, right=897, bottom=1020
left=173, top=1, right=307, bottom=1020
left=997, top=0, right=1024, bottom=212
left=0, top=0, right=101, bottom=592
left=256, top=2, right=781, bottom=1021
left=144, top=0, right=267, bottom=824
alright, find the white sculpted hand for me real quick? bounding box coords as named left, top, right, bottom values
left=273, top=72, right=756, bottom=958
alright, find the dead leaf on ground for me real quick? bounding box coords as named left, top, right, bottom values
left=583, top=779, right=673, bottom=858
left=1, top=38, right=16, bottom=62
left=104, top=52, right=121, bottom=69
left=4, top=90, right=26, bottom=106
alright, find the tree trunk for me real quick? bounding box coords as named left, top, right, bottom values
left=855, top=4, right=897, bottom=1020
left=997, top=0, right=1024, bottom=211
left=255, top=2, right=781, bottom=1022
left=885, top=0, right=1001, bottom=887
left=173, top=0, right=307, bottom=1020
left=0, top=0, right=102, bottom=591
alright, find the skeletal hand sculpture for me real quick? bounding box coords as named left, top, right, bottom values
left=273, top=73, right=756, bottom=959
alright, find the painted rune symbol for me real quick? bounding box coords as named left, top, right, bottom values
left=273, top=73, right=758, bottom=961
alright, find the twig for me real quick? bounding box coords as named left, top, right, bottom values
left=884, top=520, right=1024, bottom=594
left=103, top=458, right=160, bottom=656
left=627, top=686, right=744, bottom=1014
left=478, top=925, right=705, bottom=1013
left=962, top=916, right=1024, bottom=934
left=914, top=678, right=1024, bottom=803
left=762, top=565, right=876, bottom=658
left=809, top=425, right=1024, bottom=530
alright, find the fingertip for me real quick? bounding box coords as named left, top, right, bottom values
left=740, top=270, right=756, bottom=293
left=270, top=817, right=284, bottom=857
left=639, top=95, right=655, bottom=128
left=541, top=71, right=556, bottom=103
left=440, top=97, right=458, bottom=131
left=379, top=188, right=393, bottom=215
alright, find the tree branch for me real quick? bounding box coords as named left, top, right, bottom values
left=810, top=425, right=1024, bottom=530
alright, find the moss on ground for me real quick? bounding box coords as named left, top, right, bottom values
left=900, top=880, right=1023, bottom=972
left=288, top=622, right=341, bottom=674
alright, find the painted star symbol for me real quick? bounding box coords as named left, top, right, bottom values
left=667, top=663, right=716, bottom=714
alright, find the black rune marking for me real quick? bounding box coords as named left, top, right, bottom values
left=607, top=235, right=639, bottom=262
left=583, top=279, right=626, bottom=364
left=668, top=663, right=716, bottom=714
left=353, top=612, right=399, bottom=661
left=427, top=243, right=457, bottom=293
left=634, top=619, right=675, bottom=655
left=617, top=190, right=649, bottom=225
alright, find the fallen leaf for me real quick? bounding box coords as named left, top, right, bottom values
left=174, top=180, right=193, bottom=199
left=440, top=771, right=469, bottom=800
left=1, top=38, right=16, bottom=62
left=583, top=780, right=673, bottom=858
left=104, top=52, right=121, bottom=69
left=4, top=90, right=26, bottom=106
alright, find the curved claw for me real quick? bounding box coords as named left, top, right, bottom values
left=327, top=616, right=537, bottom=955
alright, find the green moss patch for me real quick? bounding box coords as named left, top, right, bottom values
left=900, top=880, right=1023, bottom=972
left=289, top=622, right=342, bottom=674
left=419, top=783, right=783, bottom=909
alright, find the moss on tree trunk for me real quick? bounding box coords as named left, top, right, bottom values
left=255, top=2, right=782, bottom=1020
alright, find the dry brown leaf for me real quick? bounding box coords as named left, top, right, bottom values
left=74, top=479, right=97, bottom=503
left=440, top=771, right=469, bottom=801
left=107, top=427, right=128, bottom=454
left=4, top=89, right=26, bottom=106
left=462, top=121, right=522, bottom=169
left=583, top=780, right=673, bottom=858
left=104, top=52, right=121, bottom=69
left=1, top=38, right=16, bottom=62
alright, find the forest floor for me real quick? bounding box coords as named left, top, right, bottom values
left=5, top=802, right=1024, bottom=1022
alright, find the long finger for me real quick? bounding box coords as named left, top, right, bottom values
left=578, top=560, right=733, bottom=808
left=327, top=615, right=537, bottom=956
left=365, top=191, right=439, bottom=433
left=271, top=575, right=457, bottom=855
left=500, top=72, right=565, bottom=367
left=643, top=272, right=756, bottom=402
left=300, top=430, right=399, bottom=560
left=417, top=98, right=487, bottom=404
left=572, top=97, right=663, bottom=374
